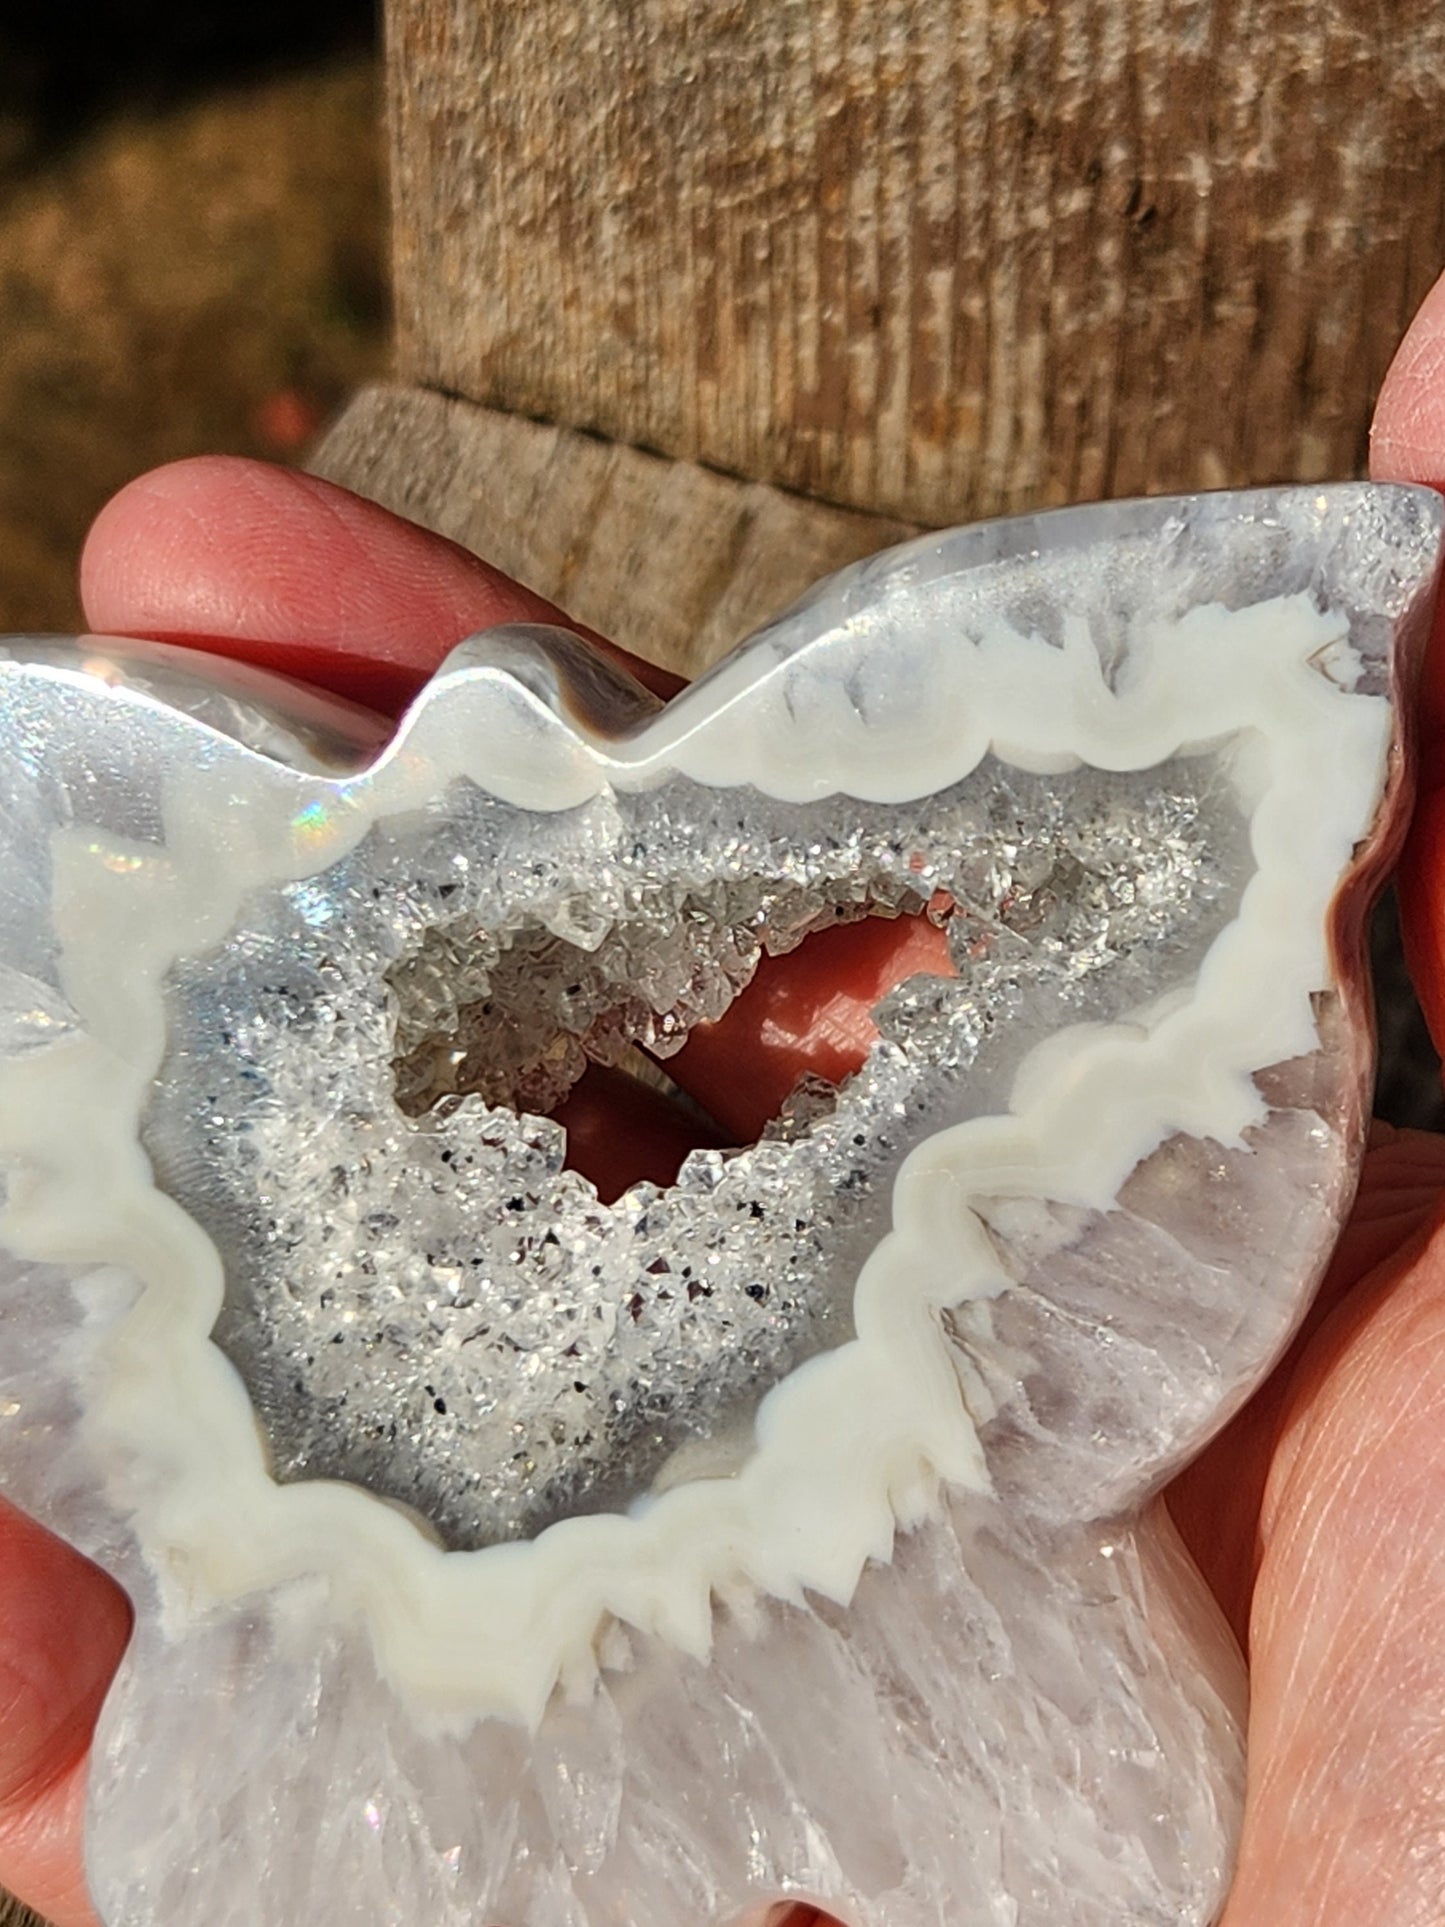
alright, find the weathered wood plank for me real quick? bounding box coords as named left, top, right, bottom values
left=311, top=383, right=918, bottom=675
left=386, top=0, right=1445, bottom=526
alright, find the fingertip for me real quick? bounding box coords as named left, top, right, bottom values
left=0, top=1501, right=128, bottom=1925
left=0, top=1500, right=130, bottom=1812
left=81, top=455, right=321, bottom=602
left=1371, top=267, right=1445, bottom=484
left=81, top=455, right=515, bottom=668
left=79, top=456, right=683, bottom=710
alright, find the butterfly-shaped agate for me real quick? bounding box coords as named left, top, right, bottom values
left=0, top=483, right=1436, bottom=1927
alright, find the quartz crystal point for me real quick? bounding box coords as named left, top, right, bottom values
left=0, top=485, right=1437, bottom=1927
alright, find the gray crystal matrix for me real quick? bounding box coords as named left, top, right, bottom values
left=0, top=484, right=1437, bottom=1927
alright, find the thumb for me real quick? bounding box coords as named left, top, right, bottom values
left=0, top=1499, right=130, bottom=1927
left=1220, top=1168, right=1445, bottom=1923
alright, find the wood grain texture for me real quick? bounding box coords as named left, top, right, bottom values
left=312, top=382, right=917, bottom=674
left=388, top=0, right=1445, bottom=525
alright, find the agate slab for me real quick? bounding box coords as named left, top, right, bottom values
left=0, top=483, right=1438, bottom=1926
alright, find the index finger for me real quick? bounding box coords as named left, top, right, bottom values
left=79, top=456, right=684, bottom=713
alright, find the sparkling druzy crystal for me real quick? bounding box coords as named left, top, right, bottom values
left=0, top=484, right=1437, bottom=1927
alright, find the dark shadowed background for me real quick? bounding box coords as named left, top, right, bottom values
left=0, top=0, right=390, bottom=635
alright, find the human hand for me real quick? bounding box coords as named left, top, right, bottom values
left=8, top=271, right=1445, bottom=1920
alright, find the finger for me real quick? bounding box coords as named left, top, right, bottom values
left=666, top=910, right=954, bottom=1142
left=0, top=1497, right=130, bottom=1927
left=1219, top=1187, right=1445, bottom=1923
left=79, top=456, right=683, bottom=712
left=1371, top=277, right=1445, bottom=1061
left=551, top=1063, right=733, bottom=1201
left=1167, top=1126, right=1445, bottom=1644
left=1371, top=266, right=1445, bottom=501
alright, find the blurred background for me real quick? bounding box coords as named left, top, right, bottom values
left=0, top=0, right=389, bottom=634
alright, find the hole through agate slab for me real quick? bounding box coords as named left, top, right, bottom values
left=0, top=483, right=1437, bottom=1927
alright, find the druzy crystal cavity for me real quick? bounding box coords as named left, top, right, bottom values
left=0, top=484, right=1436, bottom=1927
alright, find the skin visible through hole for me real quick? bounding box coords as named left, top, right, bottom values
left=724, top=1904, right=849, bottom=1927
left=466, top=908, right=956, bottom=1202
left=671, top=909, right=955, bottom=1144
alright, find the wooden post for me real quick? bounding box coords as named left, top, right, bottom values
left=317, top=0, right=1445, bottom=673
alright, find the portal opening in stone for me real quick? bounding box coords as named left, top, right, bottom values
left=386, top=891, right=955, bottom=1201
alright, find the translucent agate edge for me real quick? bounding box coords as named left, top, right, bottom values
left=0, top=486, right=1431, bottom=1727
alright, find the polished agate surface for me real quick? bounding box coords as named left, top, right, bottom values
left=0, top=484, right=1437, bottom=1927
